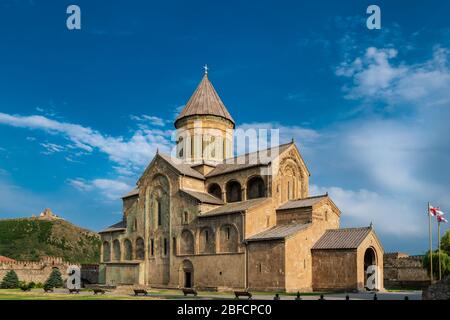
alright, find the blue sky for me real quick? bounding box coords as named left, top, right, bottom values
left=0, top=0, right=449, bottom=254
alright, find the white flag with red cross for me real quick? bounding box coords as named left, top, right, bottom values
left=429, top=204, right=444, bottom=216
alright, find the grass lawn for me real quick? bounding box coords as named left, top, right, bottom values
left=0, top=288, right=331, bottom=300
left=0, top=289, right=160, bottom=300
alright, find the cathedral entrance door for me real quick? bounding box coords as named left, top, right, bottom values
left=185, top=272, right=192, bottom=288
left=179, top=259, right=194, bottom=288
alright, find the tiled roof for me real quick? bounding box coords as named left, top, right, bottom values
left=199, top=198, right=268, bottom=217
left=277, top=194, right=328, bottom=210
left=175, top=74, right=234, bottom=126
left=311, top=227, right=372, bottom=250
left=246, top=223, right=311, bottom=242
left=122, top=187, right=139, bottom=199
left=0, top=256, right=16, bottom=263
left=99, top=220, right=126, bottom=234
left=180, top=189, right=224, bottom=205
left=206, top=142, right=293, bottom=177
left=158, top=153, right=205, bottom=180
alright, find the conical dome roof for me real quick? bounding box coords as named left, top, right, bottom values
left=175, top=73, right=234, bottom=127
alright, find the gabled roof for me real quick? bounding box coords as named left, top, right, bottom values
left=122, top=187, right=139, bottom=199
left=157, top=152, right=205, bottom=180
left=277, top=194, right=328, bottom=210
left=206, top=142, right=294, bottom=177
left=180, top=189, right=224, bottom=205
left=175, top=74, right=234, bottom=127
left=311, top=227, right=373, bottom=250
left=99, top=220, right=126, bottom=234
left=246, top=223, right=311, bottom=242
left=199, top=198, right=268, bottom=218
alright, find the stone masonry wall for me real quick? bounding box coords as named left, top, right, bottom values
left=0, top=256, right=73, bottom=284
left=384, top=252, right=430, bottom=288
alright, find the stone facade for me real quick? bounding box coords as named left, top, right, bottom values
left=99, top=72, right=384, bottom=292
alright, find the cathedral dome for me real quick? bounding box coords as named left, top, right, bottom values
left=174, top=72, right=235, bottom=128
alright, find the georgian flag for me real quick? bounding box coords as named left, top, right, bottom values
left=437, top=215, right=448, bottom=223
left=429, top=205, right=444, bottom=216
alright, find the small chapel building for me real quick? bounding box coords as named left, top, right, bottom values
left=99, top=70, right=384, bottom=292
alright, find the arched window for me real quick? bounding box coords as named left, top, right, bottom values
left=226, top=181, right=242, bottom=203
left=113, top=239, right=121, bottom=261
left=247, top=176, right=266, bottom=199
left=180, top=230, right=195, bottom=255
left=208, top=183, right=222, bottom=199
left=102, top=241, right=110, bottom=262
left=157, top=200, right=162, bottom=226
left=219, top=224, right=239, bottom=253
left=123, top=239, right=132, bottom=260
left=199, top=227, right=215, bottom=254
left=177, top=136, right=184, bottom=158
left=135, top=237, right=145, bottom=260
left=210, top=136, right=216, bottom=158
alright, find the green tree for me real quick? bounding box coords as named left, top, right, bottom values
left=423, top=250, right=450, bottom=279
left=0, top=270, right=20, bottom=289
left=441, top=230, right=450, bottom=256
left=44, top=268, right=64, bottom=289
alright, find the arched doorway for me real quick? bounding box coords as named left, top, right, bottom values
left=208, top=183, right=222, bottom=199
left=226, top=180, right=242, bottom=203
left=364, top=247, right=378, bottom=290
left=179, top=260, right=194, bottom=288
left=247, top=176, right=266, bottom=199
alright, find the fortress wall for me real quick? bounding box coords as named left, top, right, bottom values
left=0, top=256, right=73, bottom=284
left=383, top=252, right=430, bottom=288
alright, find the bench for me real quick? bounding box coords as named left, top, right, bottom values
left=134, top=289, right=148, bottom=296
left=234, top=291, right=252, bottom=299
left=182, top=288, right=198, bottom=297
left=93, top=288, right=106, bottom=295
left=69, top=288, right=80, bottom=294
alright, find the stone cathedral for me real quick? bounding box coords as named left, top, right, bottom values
left=99, top=71, right=384, bottom=292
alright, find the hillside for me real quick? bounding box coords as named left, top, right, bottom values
left=0, top=218, right=101, bottom=264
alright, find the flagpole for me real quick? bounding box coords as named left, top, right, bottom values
left=428, top=202, right=433, bottom=282
left=438, top=220, right=441, bottom=281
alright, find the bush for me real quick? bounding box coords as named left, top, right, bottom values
left=19, top=281, right=32, bottom=291
left=43, top=282, right=53, bottom=292
left=35, top=282, right=43, bottom=288
left=44, top=268, right=64, bottom=289
left=1, top=270, right=20, bottom=289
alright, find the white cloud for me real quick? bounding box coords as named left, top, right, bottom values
left=130, top=114, right=167, bottom=127
left=0, top=112, right=174, bottom=174
left=68, top=178, right=133, bottom=200
left=336, top=46, right=450, bottom=107
left=310, top=185, right=423, bottom=236
left=40, top=142, right=65, bottom=155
